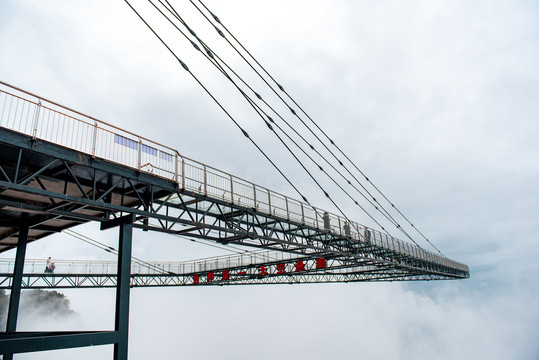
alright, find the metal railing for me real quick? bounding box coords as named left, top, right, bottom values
left=0, top=81, right=469, bottom=273
left=0, top=251, right=313, bottom=276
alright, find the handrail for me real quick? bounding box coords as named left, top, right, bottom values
left=0, top=81, right=469, bottom=274
left=0, top=80, right=178, bottom=154
left=0, top=251, right=314, bottom=276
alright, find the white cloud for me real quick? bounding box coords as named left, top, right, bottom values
left=1, top=0, right=539, bottom=359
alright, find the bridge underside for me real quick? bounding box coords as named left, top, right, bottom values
left=0, top=128, right=174, bottom=252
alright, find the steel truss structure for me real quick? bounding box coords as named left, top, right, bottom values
left=0, top=128, right=468, bottom=281
left=0, top=81, right=469, bottom=359
left=0, top=252, right=458, bottom=290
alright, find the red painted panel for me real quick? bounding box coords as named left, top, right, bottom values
left=316, top=258, right=327, bottom=269
left=222, top=270, right=230, bottom=280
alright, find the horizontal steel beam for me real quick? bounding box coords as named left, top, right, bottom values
left=0, top=331, right=118, bottom=354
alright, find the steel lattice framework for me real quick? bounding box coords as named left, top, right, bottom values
left=0, top=252, right=460, bottom=290
left=0, top=81, right=468, bottom=280
left=0, top=81, right=469, bottom=359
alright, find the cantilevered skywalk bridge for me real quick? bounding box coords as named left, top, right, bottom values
left=0, top=81, right=468, bottom=358
left=0, top=81, right=468, bottom=281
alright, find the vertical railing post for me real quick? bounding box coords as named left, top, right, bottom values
left=174, top=152, right=179, bottom=184
left=91, top=122, right=98, bottom=158
left=137, top=140, right=142, bottom=171
left=31, top=99, right=42, bottom=139
left=285, top=196, right=289, bottom=220
left=181, top=157, right=186, bottom=190
left=301, top=202, right=305, bottom=224
left=230, top=175, right=234, bottom=204
left=267, top=189, right=271, bottom=214
left=203, top=165, right=208, bottom=196
left=253, top=184, right=257, bottom=209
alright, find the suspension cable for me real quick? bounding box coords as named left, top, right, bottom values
left=154, top=0, right=359, bottom=224
left=145, top=0, right=415, bottom=244
left=125, top=0, right=310, bottom=206
left=153, top=0, right=410, bottom=232
left=64, top=229, right=172, bottom=274
left=149, top=0, right=388, bottom=230
left=191, top=0, right=443, bottom=255
left=158, top=1, right=395, bottom=227
left=125, top=0, right=442, bottom=255
left=64, top=228, right=300, bottom=268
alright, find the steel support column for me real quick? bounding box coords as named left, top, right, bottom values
left=107, top=215, right=134, bottom=360
left=3, top=226, right=28, bottom=360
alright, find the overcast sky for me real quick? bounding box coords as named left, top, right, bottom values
left=1, top=0, right=538, bottom=359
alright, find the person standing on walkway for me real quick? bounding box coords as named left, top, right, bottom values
left=45, top=256, right=52, bottom=273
